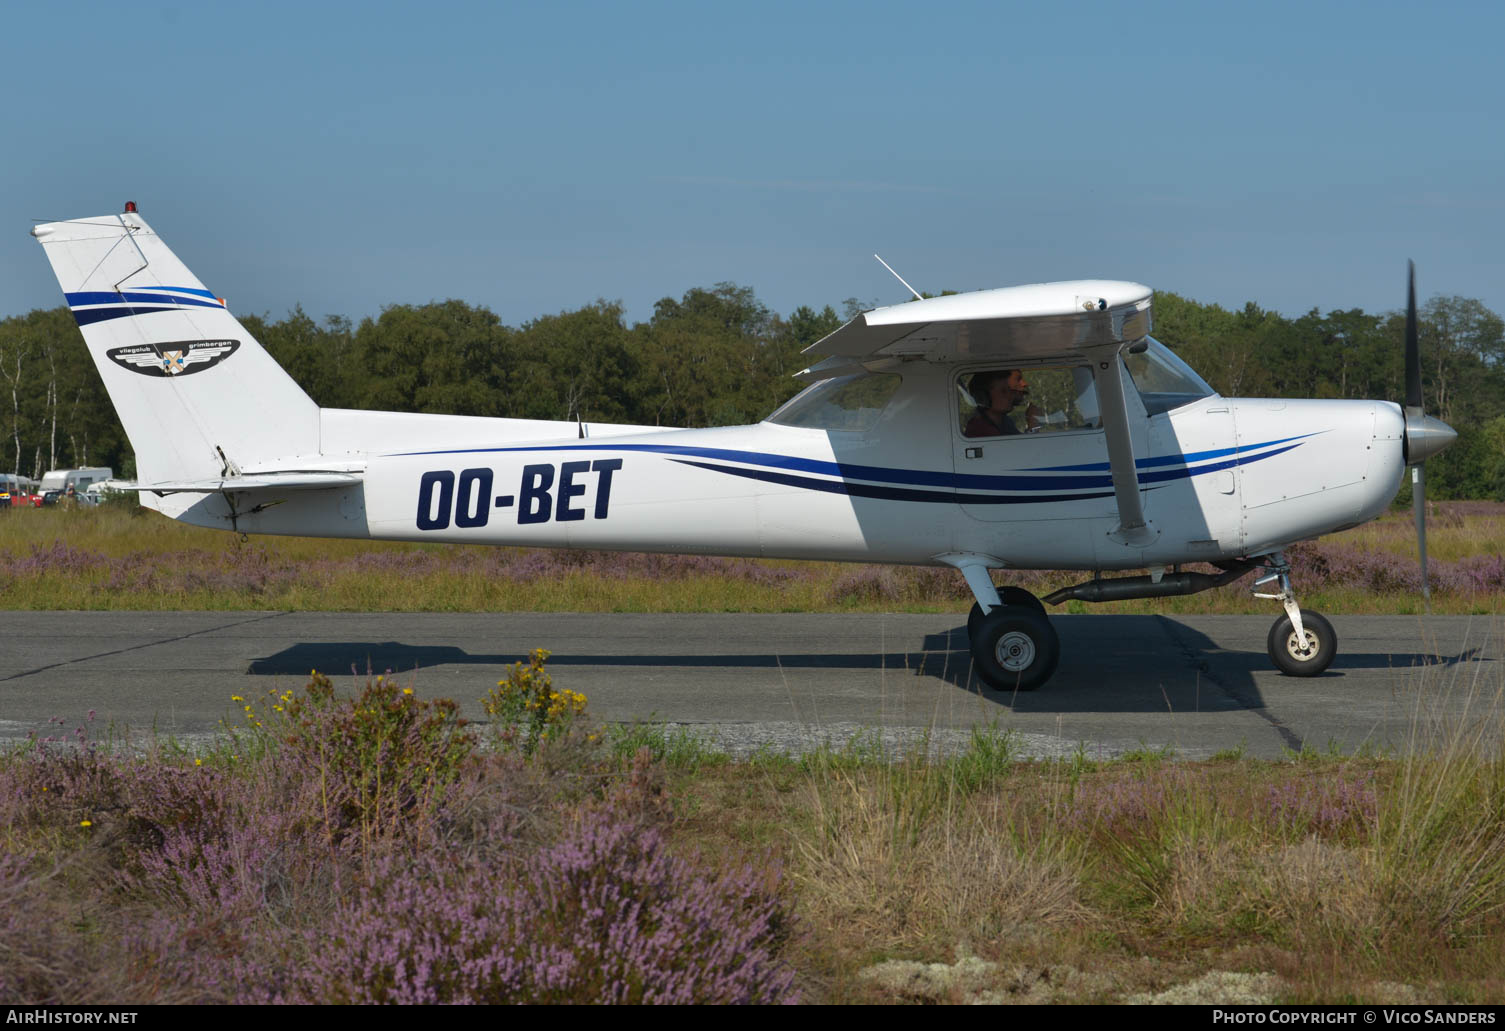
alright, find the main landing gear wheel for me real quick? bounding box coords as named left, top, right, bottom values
left=1266, top=609, right=1337, bottom=677
left=970, top=606, right=1059, bottom=692
left=966, top=587, right=1046, bottom=639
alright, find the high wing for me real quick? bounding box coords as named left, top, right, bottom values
left=797, top=280, right=1153, bottom=380
left=802, top=279, right=1158, bottom=547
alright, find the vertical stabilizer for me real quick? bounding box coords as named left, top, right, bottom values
left=31, top=211, right=319, bottom=485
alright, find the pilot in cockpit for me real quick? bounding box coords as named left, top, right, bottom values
left=964, top=369, right=1042, bottom=438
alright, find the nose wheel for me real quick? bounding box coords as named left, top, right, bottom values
left=1254, top=554, right=1337, bottom=677
left=1267, top=609, right=1336, bottom=676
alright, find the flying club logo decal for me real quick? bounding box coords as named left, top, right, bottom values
left=106, top=340, right=239, bottom=377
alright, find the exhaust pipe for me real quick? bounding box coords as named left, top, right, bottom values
left=1043, top=562, right=1255, bottom=605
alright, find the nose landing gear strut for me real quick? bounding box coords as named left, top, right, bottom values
left=1254, top=552, right=1337, bottom=677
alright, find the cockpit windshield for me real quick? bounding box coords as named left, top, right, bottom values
left=1124, top=337, right=1216, bottom=416
left=766, top=372, right=903, bottom=432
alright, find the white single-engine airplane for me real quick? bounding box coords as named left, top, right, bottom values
left=33, top=206, right=1457, bottom=690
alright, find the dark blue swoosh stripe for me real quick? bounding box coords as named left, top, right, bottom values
left=395, top=438, right=1305, bottom=492
left=674, top=444, right=1297, bottom=501
left=672, top=460, right=1118, bottom=505
left=1137, top=443, right=1301, bottom=483
left=1021, top=433, right=1318, bottom=471
left=398, top=441, right=970, bottom=486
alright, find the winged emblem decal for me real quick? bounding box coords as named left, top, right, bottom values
left=106, top=340, right=239, bottom=377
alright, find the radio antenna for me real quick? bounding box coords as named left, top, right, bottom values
left=874, top=254, right=923, bottom=301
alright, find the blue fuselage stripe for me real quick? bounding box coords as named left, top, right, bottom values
left=1018, top=432, right=1316, bottom=471
left=394, top=437, right=1303, bottom=494
left=672, top=460, right=1119, bottom=505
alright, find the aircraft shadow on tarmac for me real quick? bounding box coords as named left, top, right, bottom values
left=244, top=615, right=1480, bottom=715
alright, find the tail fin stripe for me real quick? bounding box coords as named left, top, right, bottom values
left=73, top=306, right=184, bottom=326
left=67, top=290, right=226, bottom=309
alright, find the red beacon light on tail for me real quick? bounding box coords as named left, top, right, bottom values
left=124, top=201, right=137, bottom=213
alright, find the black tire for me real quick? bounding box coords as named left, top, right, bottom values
left=970, top=606, right=1060, bottom=691
left=1266, top=609, right=1337, bottom=677
left=967, top=587, right=1046, bottom=638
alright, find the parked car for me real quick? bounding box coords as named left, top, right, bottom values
left=0, top=474, right=36, bottom=507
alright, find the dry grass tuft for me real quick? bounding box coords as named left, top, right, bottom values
left=792, top=770, right=1085, bottom=955
left=1244, top=838, right=1381, bottom=946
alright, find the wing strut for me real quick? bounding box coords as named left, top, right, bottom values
left=1090, top=349, right=1158, bottom=548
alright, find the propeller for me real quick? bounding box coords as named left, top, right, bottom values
left=1401, top=261, right=1458, bottom=605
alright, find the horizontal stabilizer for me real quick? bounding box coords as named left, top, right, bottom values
left=127, top=472, right=363, bottom=495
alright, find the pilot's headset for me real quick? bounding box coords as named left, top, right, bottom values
left=969, top=370, right=1006, bottom=409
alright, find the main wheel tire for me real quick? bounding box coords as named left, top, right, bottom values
left=967, top=587, right=1047, bottom=639
left=1266, top=609, right=1337, bottom=677
left=970, top=606, right=1060, bottom=691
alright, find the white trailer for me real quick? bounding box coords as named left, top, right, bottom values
left=39, top=467, right=114, bottom=495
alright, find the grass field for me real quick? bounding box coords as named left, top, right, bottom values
left=3, top=656, right=1502, bottom=1004
left=0, top=498, right=1501, bottom=615
left=3, top=503, right=1502, bottom=1003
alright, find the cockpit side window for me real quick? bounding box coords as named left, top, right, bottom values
left=956, top=365, right=1100, bottom=438
left=767, top=372, right=903, bottom=432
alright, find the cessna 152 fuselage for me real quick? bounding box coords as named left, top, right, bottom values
left=32, top=207, right=1456, bottom=690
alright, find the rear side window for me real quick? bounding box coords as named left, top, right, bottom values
left=767, top=373, right=903, bottom=432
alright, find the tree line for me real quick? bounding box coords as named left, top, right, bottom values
left=0, top=285, right=1501, bottom=498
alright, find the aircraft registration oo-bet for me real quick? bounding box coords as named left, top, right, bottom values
left=33, top=205, right=1458, bottom=690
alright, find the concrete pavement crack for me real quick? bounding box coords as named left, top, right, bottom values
left=0, top=611, right=293, bottom=683
left=1154, top=614, right=1304, bottom=752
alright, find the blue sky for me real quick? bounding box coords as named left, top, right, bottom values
left=4, top=0, right=1501, bottom=329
